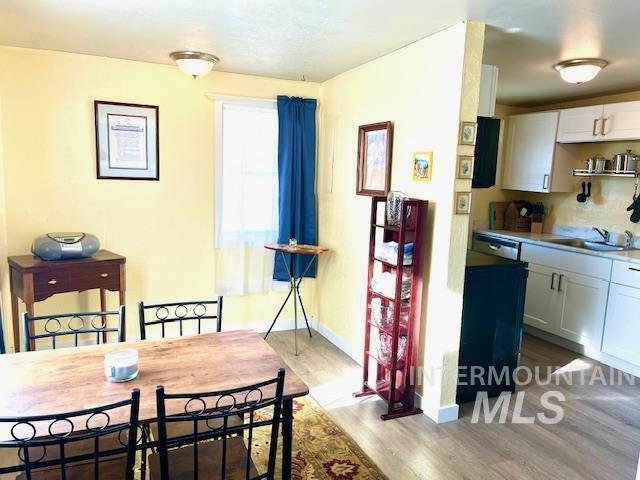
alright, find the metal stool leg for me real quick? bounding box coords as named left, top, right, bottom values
left=295, top=254, right=317, bottom=339
left=296, top=286, right=312, bottom=338
left=279, top=251, right=299, bottom=355
left=292, top=275, right=298, bottom=355
left=264, top=287, right=293, bottom=340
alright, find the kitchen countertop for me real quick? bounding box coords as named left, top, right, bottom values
left=475, top=229, right=640, bottom=265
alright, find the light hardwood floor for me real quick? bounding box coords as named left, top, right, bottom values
left=266, top=331, right=640, bottom=480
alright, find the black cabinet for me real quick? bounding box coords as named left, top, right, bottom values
left=456, top=251, right=528, bottom=404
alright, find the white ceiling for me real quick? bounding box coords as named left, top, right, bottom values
left=2, top=0, right=640, bottom=106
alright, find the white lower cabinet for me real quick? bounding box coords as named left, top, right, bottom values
left=524, top=262, right=608, bottom=350
left=602, top=283, right=640, bottom=366
left=519, top=247, right=640, bottom=373
left=557, top=270, right=608, bottom=349
left=523, top=263, right=560, bottom=333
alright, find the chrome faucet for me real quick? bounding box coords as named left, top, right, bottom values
left=593, top=227, right=610, bottom=243
left=625, top=230, right=635, bottom=249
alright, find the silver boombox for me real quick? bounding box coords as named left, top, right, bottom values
left=31, top=232, right=100, bottom=261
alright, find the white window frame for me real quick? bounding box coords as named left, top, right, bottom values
left=213, top=95, right=279, bottom=248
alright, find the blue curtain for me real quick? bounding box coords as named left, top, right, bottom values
left=273, top=96, right=318, bottom=281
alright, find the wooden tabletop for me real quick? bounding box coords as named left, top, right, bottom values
left=0, top=331, right=308, bottom=437
left=264, top=244, right=329, bottom=255
left=8, top=250, right=125, bottom=272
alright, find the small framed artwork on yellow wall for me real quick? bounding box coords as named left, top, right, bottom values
left=456, top=155, right=474, bottom=179
left=459, top=121, right=477, bottom=146
left=455, top=191, right=472, bottom=215
left=412, top=151, right=433, bottom=182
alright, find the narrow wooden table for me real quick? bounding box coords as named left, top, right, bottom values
left=7, top=250, right=126, bottom=352
left=0, top=330, right=308, bottom=479
left=264, top=243, right=329, bottom=355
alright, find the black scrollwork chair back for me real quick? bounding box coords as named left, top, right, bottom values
left=0, top=389, right=140, bottom=480
left=22, top=306, right=126, bottom=352
left=0, top=306, right=6, bottom=354
left=150, top=368, right=285, bottom=480
left=138, top=297, right=223, bottom=340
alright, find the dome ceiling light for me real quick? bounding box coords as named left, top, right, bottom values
left=553, top=58, right=608, bottom=84
left=170, top=51, right=220, bottom=78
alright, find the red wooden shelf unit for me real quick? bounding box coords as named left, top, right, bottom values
left=355, top=196, right=427, bottom=420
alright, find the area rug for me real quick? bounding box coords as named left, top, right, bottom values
left=253, top=396, right=388, bottom=480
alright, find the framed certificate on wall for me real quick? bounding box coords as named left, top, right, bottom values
left=95, top=101, right=159, bottom=180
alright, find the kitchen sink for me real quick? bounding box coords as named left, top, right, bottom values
left=546, top=238, right=630, bottom=252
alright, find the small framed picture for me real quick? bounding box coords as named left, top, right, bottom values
left=412, top=151, right=433, bottom=182
left=459, top=121, right=477, bottom=146
left=95, top=101, right=159, bottom=180
left=356, top=121, right=393, bottom=196
left=456, top=155, right=474, bottom=179
left=455, top=191, right=472, bottom=215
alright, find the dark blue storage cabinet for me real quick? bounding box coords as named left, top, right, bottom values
left=456, top=251, right=528, bottom=404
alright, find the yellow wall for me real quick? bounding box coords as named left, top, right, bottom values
left=475, top=90, right=640, bottom=235
left=317, top=22, right=484, bottom=419
left=0, top=97, right=8, bottom=347
left=0, top=46, right=321, bottom=350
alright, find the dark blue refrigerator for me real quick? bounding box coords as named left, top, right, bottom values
left=456, top=250, right=528, bottom=404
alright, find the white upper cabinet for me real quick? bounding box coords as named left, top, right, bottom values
left=601, top=101, right=640, bottom=141
left=478, top=64, right=499, bottom=118
left=557, top=101, right=640, bottom=142
left=502, top=111, right=574, bottom=193
left=556, top=105, right=604, bottom=143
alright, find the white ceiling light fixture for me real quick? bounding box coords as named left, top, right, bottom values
left=553, top=58, right=608, bottom=84
left=170, top=51, right=220, bottom=78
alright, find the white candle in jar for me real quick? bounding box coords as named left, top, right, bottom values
left=104, top=349, right=139, bottom=382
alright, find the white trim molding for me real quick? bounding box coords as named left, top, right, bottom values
left=315, top=323, right=362, bottom=363
left=423, top=401, right=460, bottom=424
left=413, top=391, right=459, bottom=424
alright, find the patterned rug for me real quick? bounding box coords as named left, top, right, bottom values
left=254, top=396, right=388, bottom=480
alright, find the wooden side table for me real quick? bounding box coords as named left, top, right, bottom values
left=7, top=250, right=126, bottom=352
left=263, top=243, right=328, bottom=355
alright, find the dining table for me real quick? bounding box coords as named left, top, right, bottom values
left=0, top=330, right=309, bottom=479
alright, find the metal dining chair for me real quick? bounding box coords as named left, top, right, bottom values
left=139, top=297, right=241, bottom=452
left=149, top=369, right=285, bottom=480
left=0, top=389, right=140, bottom=480
left=0, top=305, right=6, bottom=354
left=22, top=306, right=126, bottom=352
left=138, top=297, right=223, bottom=340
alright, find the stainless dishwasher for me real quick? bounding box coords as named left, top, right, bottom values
left=472, top=233, right=521, bottom=260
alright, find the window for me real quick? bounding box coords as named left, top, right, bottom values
left=214, top=96, right=279, bottom=248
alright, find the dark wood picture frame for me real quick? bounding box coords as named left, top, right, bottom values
left=95, top=100, right=160, bottom=181
left=356, top=121, right=393, bottom=196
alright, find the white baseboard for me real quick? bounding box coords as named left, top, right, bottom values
left=413, top=391, right=459, bottom=423
left=422, top=401, right=459, bottom=424
left=524, top=325, right=640, bottom=378
left=315, top=323, right=362, bottom=364
left=233, top=316, right=320, bottom=335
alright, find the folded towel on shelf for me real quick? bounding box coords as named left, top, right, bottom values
left=371, top=271, right=411, bottom=300
left=374, top=241, right=413, bottom=266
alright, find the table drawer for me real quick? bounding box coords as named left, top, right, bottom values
left=33, top=271, right=69, bottom=301
left=66, top=263, right=121, bottom=292
left=611, top=261, right=640, bottom=288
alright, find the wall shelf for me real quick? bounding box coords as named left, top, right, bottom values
left=573, top=169, right=639, bottom=178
